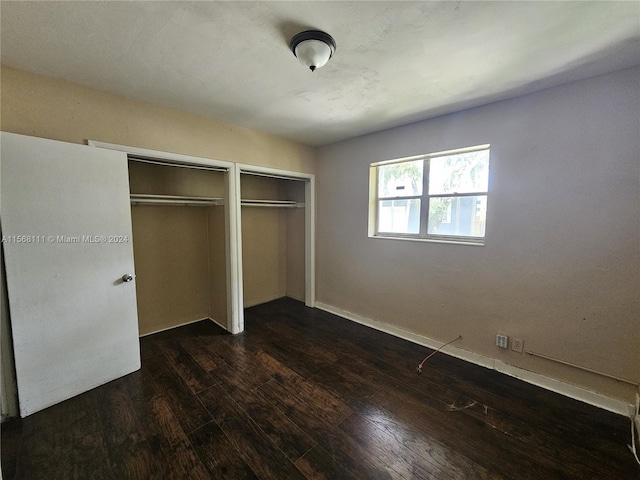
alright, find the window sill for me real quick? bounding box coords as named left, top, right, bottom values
left=369, top=234, right=485, bottom=247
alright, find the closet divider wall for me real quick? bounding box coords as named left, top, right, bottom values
left=128, top=159, right=228, bottom=335
left=284, top=180, right=306, bottom=302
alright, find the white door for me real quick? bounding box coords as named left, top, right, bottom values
left=1, top=132, right=140, bottom=417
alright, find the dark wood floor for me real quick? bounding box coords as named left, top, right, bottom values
left=2, top=298, right=638, bottom=479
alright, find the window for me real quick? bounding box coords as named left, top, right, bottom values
left=369, top=145, right=490, bottom=244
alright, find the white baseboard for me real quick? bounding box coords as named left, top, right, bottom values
left=244, top=294, right=286, bottom=309
left=315, top=302, right=633, bottom=416
left=208, top=316, right=229, bottom=332
left=140, top=316, right=226, bottom=337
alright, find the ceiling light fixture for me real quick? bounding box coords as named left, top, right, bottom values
left=290, top=30, right=336, bottom=72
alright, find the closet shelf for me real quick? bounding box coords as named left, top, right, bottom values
left=130, top=194, right=224, bottom=207
left=241, top=199, right=304, bottom=208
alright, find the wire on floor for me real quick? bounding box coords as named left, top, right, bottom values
left=416, top=335, right=462, bottom=374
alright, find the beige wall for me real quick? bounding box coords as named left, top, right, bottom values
left=208, top=207, right=228, bottom=323
left=131, top=205, right=212, bottom=335
left=316, top=67, right=640, bottom=403
left=128, top=161, right=226, bottom=198
left=285, top=180, right=306, bottom=302
left=0, top=67, right=315, bottom=173
left=241, top=207, right=287, bottom=307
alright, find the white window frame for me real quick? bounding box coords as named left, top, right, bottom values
left=368, top=144, right=490, bottom=246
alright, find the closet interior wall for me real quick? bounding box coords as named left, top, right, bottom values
left=128, top=161, right=227, bottom=335
left=240, top=174, right=305, bottom=307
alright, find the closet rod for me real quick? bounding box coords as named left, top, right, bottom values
left=241, top=203, right=303, bottom=209
left=129, top=155, right=228, bottom=173
left=241, top=199, right=297, bottom=205
left=241, top=199, right=303, bottom=208
left=241, top=170, right=306, bottom=182
left=131, top=200, right=222, bottom=207
left=131, top=194, right=223, bottom=207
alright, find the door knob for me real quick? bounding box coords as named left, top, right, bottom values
left=122, top=273, right=134, bottom=283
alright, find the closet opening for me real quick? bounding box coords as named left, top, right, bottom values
left=128, top=157, right=230, bottom=336
left=88, top=140, right=240, bottom=336
left=236, top=166, right=315, bottom=331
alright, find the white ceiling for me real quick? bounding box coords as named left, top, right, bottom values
left=1, top=1, right=639, bottom=146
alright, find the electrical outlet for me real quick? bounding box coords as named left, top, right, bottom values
left=511, top=337, right=524, bottom=353
left=496, top=334, right=508, bottom=349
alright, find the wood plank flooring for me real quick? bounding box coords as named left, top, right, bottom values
left=2, top=297, right=638, bottom=479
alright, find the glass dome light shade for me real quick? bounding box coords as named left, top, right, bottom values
left=295, top=39, right=332, bottom=71
left=290, top=30, right=336, bottom=72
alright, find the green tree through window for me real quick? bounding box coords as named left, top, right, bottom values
left=371, top=145, right=489, bottom=243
